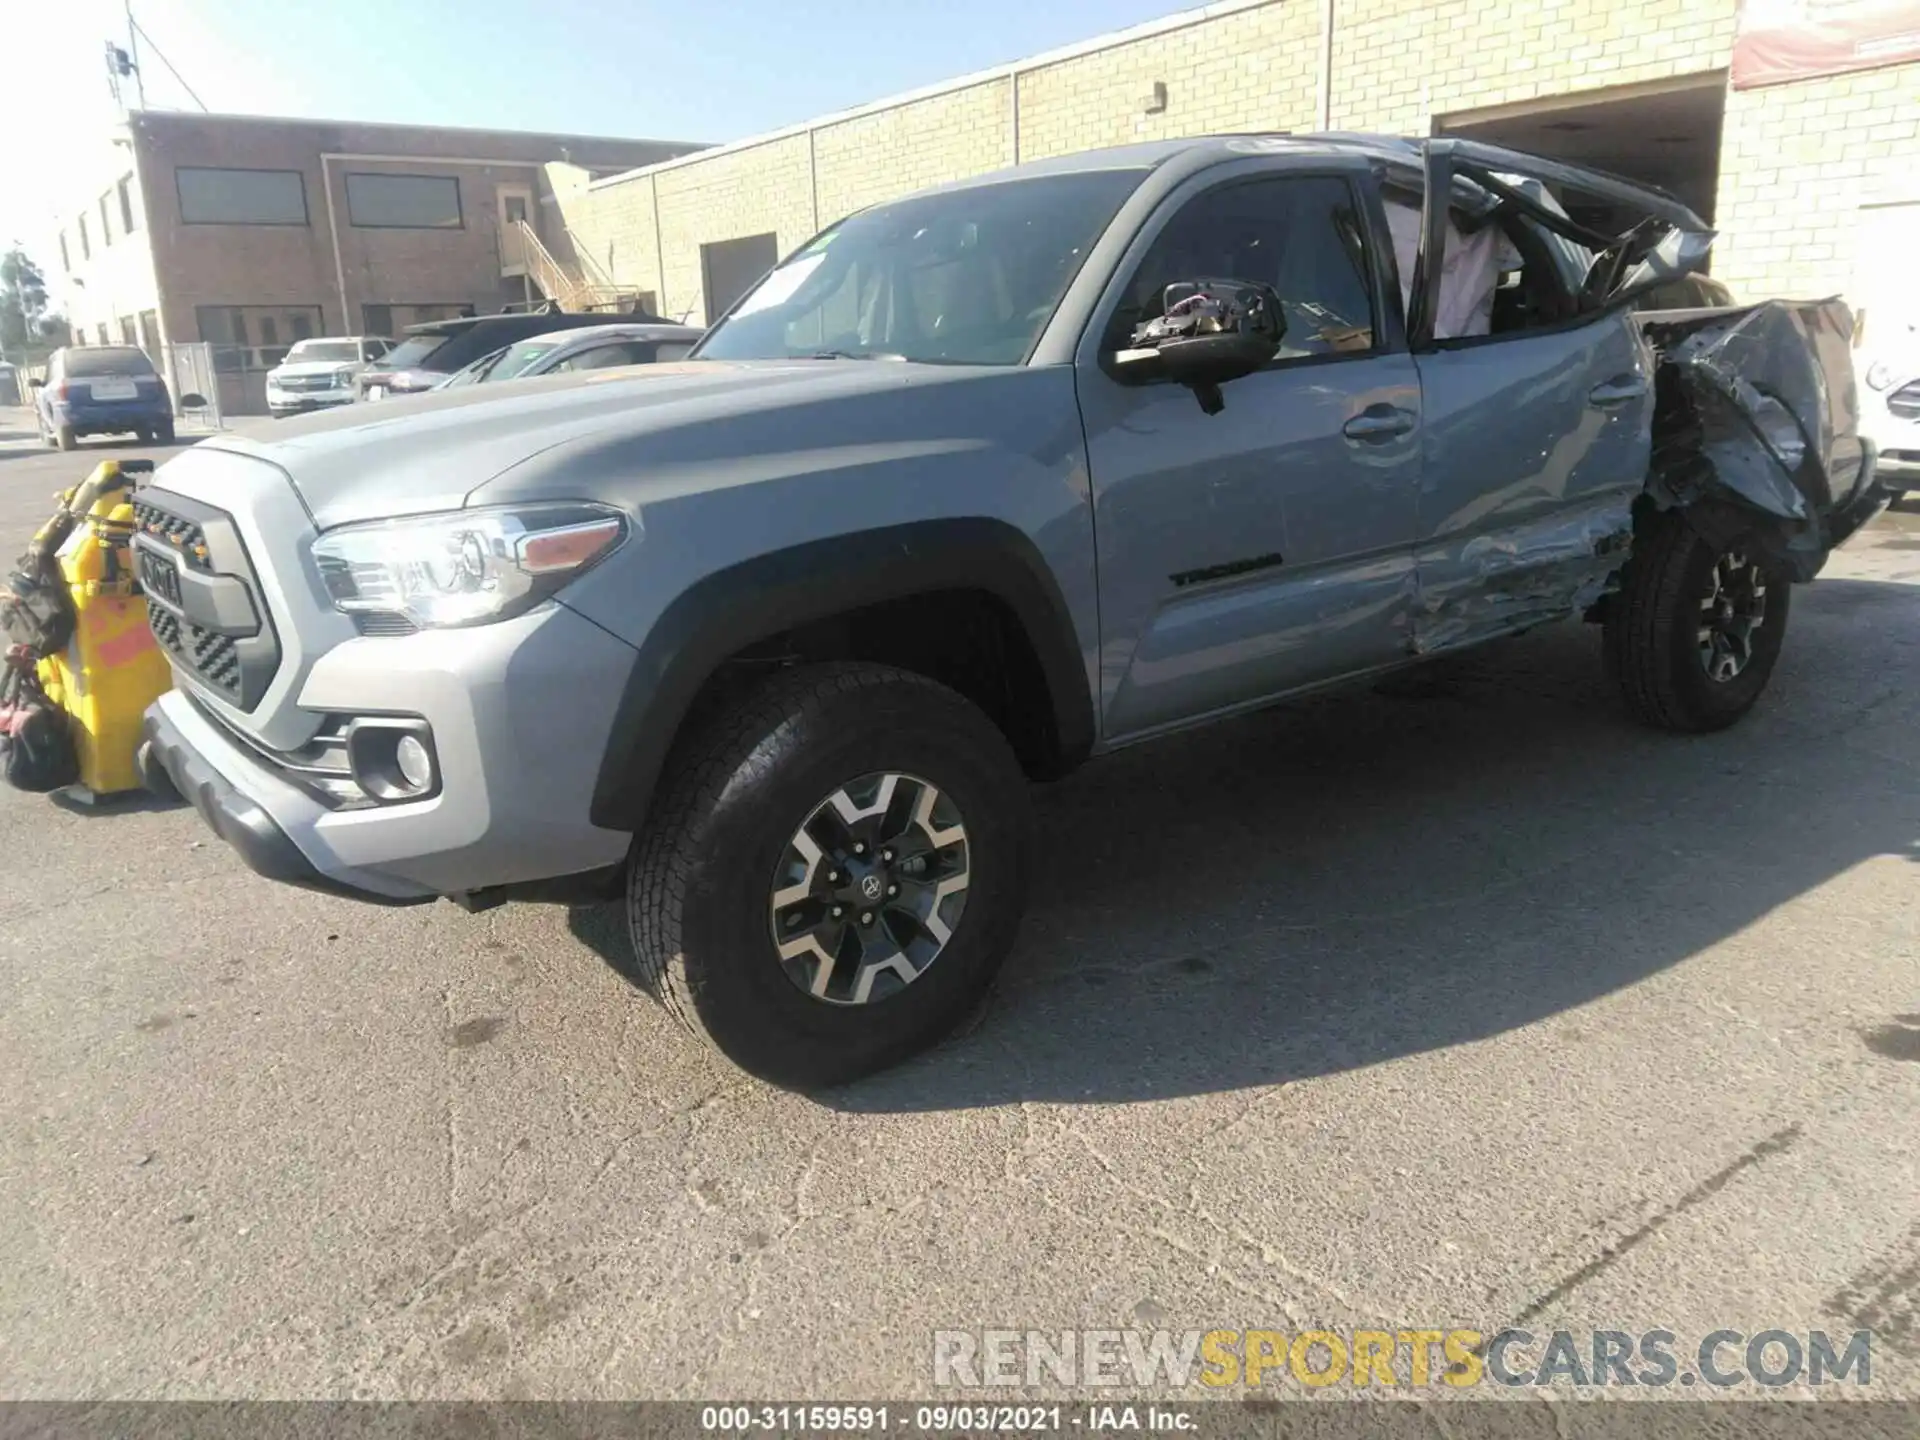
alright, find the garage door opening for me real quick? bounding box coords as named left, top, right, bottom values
left=1437, top=73, right=1727, bottom=232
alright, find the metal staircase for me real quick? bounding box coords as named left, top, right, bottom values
left=507, top=219, right=651, bottom=314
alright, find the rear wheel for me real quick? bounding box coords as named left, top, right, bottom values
left=155, top=419, right=176, bottom=445
left=625, top=662, right=1032, bottom=1087
left=1605, top=513, right=1790, bottom=732
left=55, top=425, right=77, bottom=452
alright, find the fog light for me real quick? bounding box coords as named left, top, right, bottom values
left=395, top=734, right=433, bottom=791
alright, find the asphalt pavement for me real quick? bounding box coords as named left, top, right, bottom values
left=1, top=413, right=1916, bottom=1402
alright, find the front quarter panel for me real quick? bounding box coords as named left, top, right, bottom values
left=471, top=363, right=1102, bottom=825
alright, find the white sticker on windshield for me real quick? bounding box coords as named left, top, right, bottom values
left=729, top=253, right=826, bottom=318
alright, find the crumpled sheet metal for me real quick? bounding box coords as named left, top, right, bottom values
left=1411, top=495, right=1634, bottom=654
left=1642, top=299, right=1870, bottom=540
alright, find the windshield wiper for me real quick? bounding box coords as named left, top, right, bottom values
left=808, top=349, right=906, bottom=361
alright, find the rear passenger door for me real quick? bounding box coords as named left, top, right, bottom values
left=1077, top=163, right=1424, bottom=742
left=1405, top=167, right=1654, bottom=653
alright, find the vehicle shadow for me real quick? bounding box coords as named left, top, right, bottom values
left=569, top=575, right=1920, bottom=1110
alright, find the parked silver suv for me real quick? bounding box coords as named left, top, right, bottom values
left=134, top=136, right=1884, bottom=1086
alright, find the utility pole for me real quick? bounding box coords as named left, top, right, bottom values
left=124, top=0, right=147, bottom=108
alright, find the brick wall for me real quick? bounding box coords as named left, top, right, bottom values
left=1014, top=0, right=1318, bottom=161
left=654, top=134, right=818, bottom=325
left=569, top=0, right=1903, bottom=322
left=1329, top=0, right=1738, bottom=132
left=814, top=79, right=1012, bottom=223
left=1713, top=61, right=1920, bottom=303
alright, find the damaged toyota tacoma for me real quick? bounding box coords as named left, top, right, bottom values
left=133, top=135, right=1884, bottom=1086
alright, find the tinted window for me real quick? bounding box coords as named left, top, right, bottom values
left=346, top=174, right=463, bottom=229
left=177, top=167, right=309, bottom=225
left=1114, top=175, right=1376, bottom=361
left=551, top=341, right=656, bottom=372
left=64, top=347, right=157, bottom=378
left=698, top=170, right=1145, bottom=366
left=489, top=338, right=564, bottom=380
left=379, top=334, right=456, bottom=371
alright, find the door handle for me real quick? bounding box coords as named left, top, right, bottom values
left=1343, top=406, right=1415, bottom=442
left=1588, top=375, right=1648, bottom=408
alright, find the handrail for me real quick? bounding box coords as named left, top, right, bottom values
left=511, top=218, right=647, bottom=313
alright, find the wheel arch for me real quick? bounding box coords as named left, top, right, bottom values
left=587, top=518, right=1095, bottom=832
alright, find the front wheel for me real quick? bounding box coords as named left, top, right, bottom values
left=1605, top=514, right=1791, bottom=732
left=625, top=662, right=1033, bottom=1088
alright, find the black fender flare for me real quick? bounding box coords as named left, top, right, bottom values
left=587, top=518, right=1095, bottom=832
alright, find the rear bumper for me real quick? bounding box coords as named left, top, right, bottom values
left=52, top=402, right=171, bottom=433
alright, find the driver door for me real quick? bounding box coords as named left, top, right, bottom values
left=1076, top=164, right=1424, bottom=741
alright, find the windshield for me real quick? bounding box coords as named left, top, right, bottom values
left=437, top=347, right=507, bottom=389
left=285, top=340, right=361, bottom=364
left=65, top=347, right=155, bottom=378
left=488, top=338, right=565, bottom=380
left=696, top=170, right=1145, bottom=366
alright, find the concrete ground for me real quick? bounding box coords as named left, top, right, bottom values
left=0, top=414, right=1916, bottom=1402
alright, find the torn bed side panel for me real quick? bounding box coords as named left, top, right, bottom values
left=1410, top=496, right=1635, bottom=655
left=1640, top=299, right=1882, bottom=580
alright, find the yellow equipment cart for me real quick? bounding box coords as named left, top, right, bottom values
left=1, top=459, right=173, bottom=800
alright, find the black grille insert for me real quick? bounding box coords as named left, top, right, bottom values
left=134, top=489, right=280, bottom=711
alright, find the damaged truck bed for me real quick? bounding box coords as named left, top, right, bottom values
left=1357, top=136, right=1886, bottom=655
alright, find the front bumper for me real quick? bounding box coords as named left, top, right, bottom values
left=144, top=601, right=642, bottom=905
left=267, top=389, right=354, bottom=416
left=141, top=702, right=432, bottom=906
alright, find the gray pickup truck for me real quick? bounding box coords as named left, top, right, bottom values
left=134, top=135, right=1883, bottom=1086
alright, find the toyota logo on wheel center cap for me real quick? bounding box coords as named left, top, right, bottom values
left=859, top=874, right=884, bottom=901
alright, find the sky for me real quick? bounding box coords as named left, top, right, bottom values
left=3, top=0, right=1193, bottom=301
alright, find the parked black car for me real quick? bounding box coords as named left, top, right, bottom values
left=354, top=309, right=671, bottom=401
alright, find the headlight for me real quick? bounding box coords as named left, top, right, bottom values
left=311, top=503, right=629, bottom=629
left=1865, top=361, right=1894, bottom=391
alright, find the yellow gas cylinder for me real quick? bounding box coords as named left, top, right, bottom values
left=34, top=461, right=173, bottom=799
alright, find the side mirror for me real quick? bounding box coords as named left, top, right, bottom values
left=27, top=377, right=44, bottom=389
left=1111, top=278, right=1284, bottom=414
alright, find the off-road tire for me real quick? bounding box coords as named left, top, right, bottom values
left=1605, top=512, right=1790, bottom=732
left=625, top=662, right=1033, bottom=1088
left=55, top=425, right=77, bottom=452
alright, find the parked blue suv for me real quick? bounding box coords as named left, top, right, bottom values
left=32, top=346, right=174, bottom=450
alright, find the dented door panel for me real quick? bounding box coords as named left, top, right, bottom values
left=1410, top=314, right=1652, bottom=653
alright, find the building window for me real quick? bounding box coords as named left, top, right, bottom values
left=59, top=232, right=70, bottom=272
left=96, top=324, right=109, bottom=346
left=119, top=317, right=137, bottom=344
left=78, top=215, right=91, bottom=260
left=138, top=310, right=159, bottom=355
left=345, top=173, right=463, bottom=229
left=118, top=177, right=137, bottom=234
left=176, top=167, right=309, bottom=226
left=100, top=194, right=113, bottom=246
left=196, top=303, right=326, bottom=370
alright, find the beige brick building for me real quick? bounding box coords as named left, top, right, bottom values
left=553, top=0, right=1920, bottom=337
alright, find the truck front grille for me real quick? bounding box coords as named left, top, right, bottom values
left=148, top=607, right=242, bottom=701
left=132, top=500, right=214, bottom=573
left=133, top=490, right=281, bottom=710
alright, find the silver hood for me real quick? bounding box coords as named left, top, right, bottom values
left=188, top=360, right=989, bottom=531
